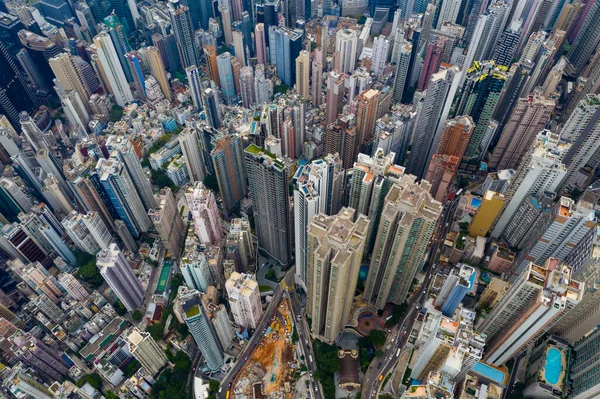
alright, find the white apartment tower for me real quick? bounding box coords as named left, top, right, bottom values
left=179, top=127, right=205, bottom=182
left=96, top=243, right=144, bottom=311
left=335, top=29, right=359, bottom=73
left=185, top=181, right=223, bottom=244
left=93, top=32, right=134, bottom=106
left=225, top=272, right=263, bottom=329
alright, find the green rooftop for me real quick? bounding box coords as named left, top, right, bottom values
left=245, top=144, right=284, bottom=168
left=185, top=305, right=200, bottom=318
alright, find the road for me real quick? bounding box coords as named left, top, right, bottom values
left=289, top=289, right=321, bottom=399
left=361, top=195, right=460, bottom=398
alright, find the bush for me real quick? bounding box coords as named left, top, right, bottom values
left=77, top=373, right=103, bottom=390
left=386, top=302, right=408, bottom=326
left=122, top=359, right=141, bottom=378
left=312, top=340, right=339, bottom=399
left=265, top=269, right=278, bottom=282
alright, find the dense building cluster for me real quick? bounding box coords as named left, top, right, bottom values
left=2, top=0, right=600, bottom=397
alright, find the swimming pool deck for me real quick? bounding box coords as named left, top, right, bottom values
left=155, top=261, right=172, bottom=294
left=471, top=361, right=509, bottom=387
left=541, top=345, right=566, bottom=388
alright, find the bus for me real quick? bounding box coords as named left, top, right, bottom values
left=396, top=349, right=401, bottom=357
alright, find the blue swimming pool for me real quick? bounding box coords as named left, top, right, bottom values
left=470, top=197, right=482, bottom=208
left=472, top=362, right=506, bottom=385
left=545, top=348, right=563, bottom=385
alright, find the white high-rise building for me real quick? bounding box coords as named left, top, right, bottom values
left=436, top=0, right=461, bottom=28
left=58, top=272, right=89, bottom=300
left=510, top=195, right=596, bottom=280
left=93, top=32, right=134, bottom=106
left=294, top=154, right=345, bottom=288
left=185, top=65, right=203, bottom=110
left=371, top=35, right=390, bottom=76
left=335, top=29, right=359, bottom=73
left=62, top=211, right=112, bottom=254
left=179, top=127, right=205, bottom=183
left=225, top=272, right=263, bottom=329
left=484, top=259, right=582, bottom=366
left=97, top=243, right=145, bottom=311
left=560, top=95, right=600, bottom=192
left=181, top=250, right=213, bottom=292
left=492, top=130, right=568, bottom=238
left=185, top=181, right=223, bottom=244
left=232, top=30, right=246, bottom=66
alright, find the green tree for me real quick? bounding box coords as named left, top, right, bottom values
left=109, top=105, right=124, bottom=122
left=122, top=359, right=141, bottom=378
left=209, top=380, right=220, bottom=393
left=369, top=329, right=386, bottom=348
left=147, top=323, right=164, bottom=341
left=132, top=310, right=143, bottom=322
left=386, top=302, right=408, bottom=326
left=113, top=300, right=127, bottom=316
left=105, top=392, right=119, bottom=399
left=77, top=257, right=104, bottom=288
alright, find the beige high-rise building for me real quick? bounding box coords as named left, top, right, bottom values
left=220, top=4, right=233, bottom=46
left=125, top=327, right=168, bottom=375
left=307, top=208, right=369, bottom=343
left=232, top=30, right=246, bottom=66
left=146, top=46, right=172, bottom=101
left=296, top=50, right=310, bottom=99
left=148, top=188, right=184, bottom=256
left=364, top=176, right=442, bottom=309
left=49, top=53, right=91, bottom=112
left=204, top=45, right=220, bottom=87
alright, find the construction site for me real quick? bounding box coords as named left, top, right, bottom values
left=231, top=298, right=299, bottom=399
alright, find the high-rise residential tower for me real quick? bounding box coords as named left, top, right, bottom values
left=225, top=272, right=263, bottom=329
left=307, top=208, right=369, bottom=343
left=97, top=243, right=145, bottom=311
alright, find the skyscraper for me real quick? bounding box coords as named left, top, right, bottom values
left=489, top=93, right=554, bottom=171
left=371, top=35, right=390, bottom=76
left=417, top=38, right=444, bottom=91
left=180, top=288, right=224, bottom=371
left=295, top=50, right=310, bottom=98
left=185, top=181, right=223, bottom=244
left=568, top=0, right=600, bottom=73
left=392, top=41, right=412, bottom=102
left=269, top=26, right=303, bottom=86
left=307, top=208, right=369, bottom=343
left=148, top=188, right=185, bottom=256
left=217, top=52, right=236, bottom=103
left=436, top=0, right=461, bottom=28
left=483, top=259, right=582, bottom=366
left=255, top=23, right=267, bottom=65
left=335, top=29, right=359, bottom=73
left=355, top=89, right=381, bottom=154
left=105, top=135, right=156, bottom=211
left=232, top=30, right=246, bottom=66
left=312, top=58, right=323, bottom=107
left=364, top=176, right=442, bottom=308
left=211, top=133, right=248, bottom=214
left=49, top=53, right=92, bottom=113
left=294, top=154, right=345, bottom=287
left=569, top=326, right=600, bottom=399
left=179, top=127, right=205, bottom=183
left=97, top=243, right=145, bottom=311
left=97, top=158, right=151, bottom=238
left=146, top=46, right=172, bottom=101
left=245, top=144, right=292, bottom=267
left=225, top=272, right=263, bottom=329
left=186, top=65, right=203, bottom=110
left=220, top=4, right=233, bottom=46
left=406, top=66, right=461, bottom=178
left=240, top=66, right=255, bottom=108
left=491, top=130, right=568, bottom=238
left=493, top=20, right=522, bottom=67
left=169, top=0, right=199, bottom=69
left=325, top=70, right=345, bottom=124
left=0, top=41, right=37, bottom=126
left=455, top=60, right=508, bottom=165
left=93, top=32, right=134, bottom=106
